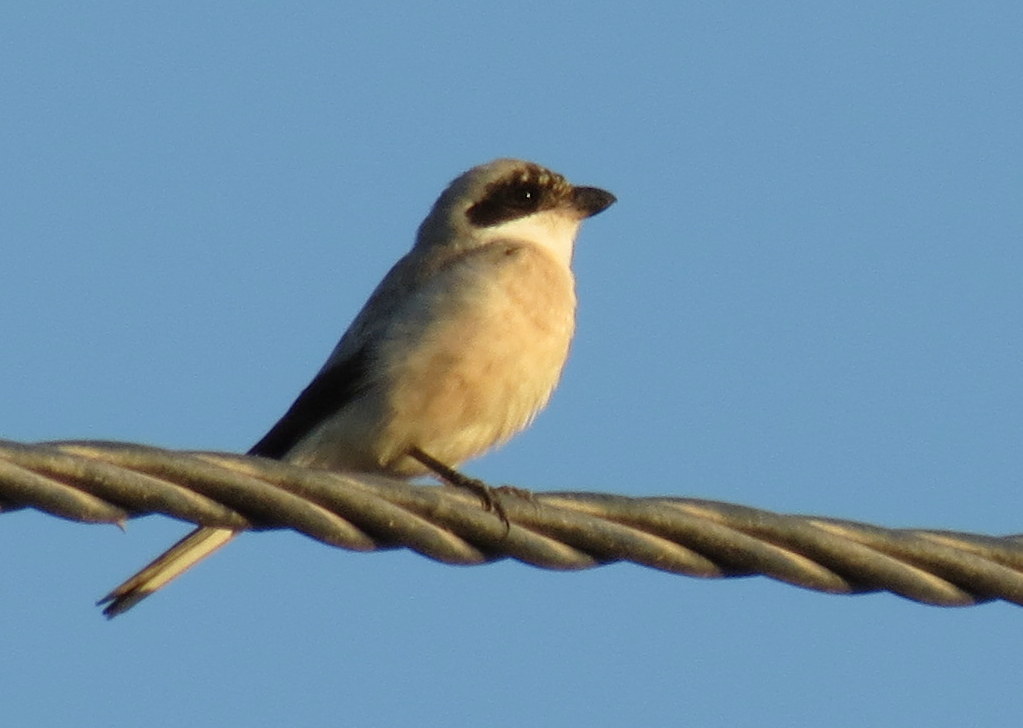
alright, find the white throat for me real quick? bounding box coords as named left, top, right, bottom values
left=477, top=209, right=581, bottom=267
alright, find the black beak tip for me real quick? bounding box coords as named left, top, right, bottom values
left=574, top=186, right=617, bottom=218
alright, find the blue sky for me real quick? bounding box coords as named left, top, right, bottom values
left=2, top=3, right=1021, bottom=726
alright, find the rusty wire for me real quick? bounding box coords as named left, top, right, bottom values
left=2, top=438, right=1022, bottom=608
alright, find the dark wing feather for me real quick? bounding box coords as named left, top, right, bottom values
left=248, top=346, right=372, bottom=459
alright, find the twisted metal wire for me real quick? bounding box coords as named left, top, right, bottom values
left=2, top=438, right=1022, bottom=608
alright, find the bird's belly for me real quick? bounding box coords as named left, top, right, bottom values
left=379, top=250, right=575, bottom=471
left=287, top=244, right=576, bottom=477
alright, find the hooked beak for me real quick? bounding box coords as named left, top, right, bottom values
left=571, top=186, right=617, bottom=218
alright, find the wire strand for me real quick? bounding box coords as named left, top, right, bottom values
left=2, top=438, right=1021, bottom=607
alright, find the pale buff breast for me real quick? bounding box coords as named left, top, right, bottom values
left=373, top=241, right=576, bottom=472
left=283, top=241, right=576, bottom=477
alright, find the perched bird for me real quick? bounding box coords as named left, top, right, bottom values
left=99, top=158, right=616, bottom=616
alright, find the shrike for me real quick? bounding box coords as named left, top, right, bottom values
left=99, top=158, right=616, bottom=616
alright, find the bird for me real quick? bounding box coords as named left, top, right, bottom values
left=98, top=158, right=616, bottom=617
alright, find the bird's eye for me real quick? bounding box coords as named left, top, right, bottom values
left=466, top=180, right=546, bottom=227
left=503, top=180, right=544, bottom=210
left=508, top=183, right=540, bottom=208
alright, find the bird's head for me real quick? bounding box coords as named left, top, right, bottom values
left=415, top=159, right=615, bottom=266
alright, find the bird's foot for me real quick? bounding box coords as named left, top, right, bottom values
left=408, top=447, right=532, bottom=532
